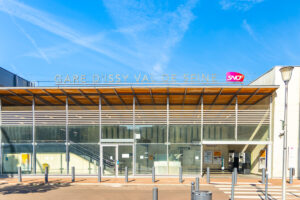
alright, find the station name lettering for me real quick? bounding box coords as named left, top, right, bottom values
left=55, top=73, right=217, bottom=84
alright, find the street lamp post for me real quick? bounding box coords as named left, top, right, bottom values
left=280, top=66, right=294, bottom=200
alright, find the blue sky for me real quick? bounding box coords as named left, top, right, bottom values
left=0, top=0, right=300, bottom=84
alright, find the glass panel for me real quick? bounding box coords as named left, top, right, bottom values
left=36, top=143, right=66, bottom=174
left=2, top=144, right=32, bottom=174
left=203, top=125, right=235, bottom=141
left=136, top=144, right=167, bottom=175
left=1, top=126, right=32, bottom=143
left=135, top=125, right=167, bottom=143
left=103, top=146, right=116, bottom=176
left=169, top=125, right=201, bottom=143
left=237, top=125, right=269, bottom=141
left=69, top=125, right=99, bottom=143
left=168, top=144, right=201, bottom=175
left=102, top=125, right=133, bottom=139
left=118, top=146, right=133, bottom=175
left=36, top=126, right=65, bottom=143
left=69, top=144, right=99, bottom=174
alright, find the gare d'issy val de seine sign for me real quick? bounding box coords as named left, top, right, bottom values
left=54, top=73, right=219, bottom=85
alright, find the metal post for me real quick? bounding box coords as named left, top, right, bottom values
left=191, top=182, right=195, bottom=200
left=262, top=168, right=266, bottom=184
left=289, top=168, right=293, bottom=184
left=0, top=98, right=2, bottom=175
left=206, top=167, right=210, bottom=184
left=18, top=166, right=22, bottom=182
left=235, top=96, right=238, bottom=141
left=166, top=95, right=169, bottom=175
left=133, top=96, right=136, bottom=176
left=66, top=97, right=69, bottom=174
left=152, top=166, right=155, bottom=183
left=72, top=166, right=75, bottom=182
left=45, top=166, right=48, bottom=184
left=125, top=166, right=128, bottom=183
left=282, top=82, right=289, bottom=200
left=179, top=167, right=182, bottom=183
left=234, top=167, right=237, bottom=184
left=195, top=177, right=199, bottom=191
left=265, top=173, right=268, bottom=200
left=231, top=172, right=235, bottom=200
left=99, top=96, right=102, bottom=178
left=200, top=96, right=203, bottom=177
left=32, top=97, right=36, bottom=174
left=98, top=166, right=101, bottom=182
left=153, top=187, right=158, bottom=200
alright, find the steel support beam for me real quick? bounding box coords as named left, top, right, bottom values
left=96, top=89, right=111, bottom=106
left=8, top=90, right=32, bottom=104
left=42, top=89, right=65, bottom=104
left=25, top=89, right=53, bottom=106
left=211, top=88, right=223, bottom=106
left=242, top=89, right=260, bottom=104
left=149, top=88, right=155, bottom=104
left=182, top=88, right=187, bottom=105
left=79, top=89, right=96, bottom=105
left=113, top=89, right=126, bottom=105
left=60, top=89, right=82, bottom=106
left=131, top=88, right=140, bottom=105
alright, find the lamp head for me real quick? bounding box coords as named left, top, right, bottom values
left=280, top=66, right=294, bottom=83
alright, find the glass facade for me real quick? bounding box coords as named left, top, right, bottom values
left=0, top=95, right=271, bottom=176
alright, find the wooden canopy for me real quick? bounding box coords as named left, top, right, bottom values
left=0, top=86, right=278, bottom=106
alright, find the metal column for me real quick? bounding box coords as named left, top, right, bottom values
left=0, top=98, right=2, bottom=174
left=200, top=96, right=203, bottom=176
left=32, top=97, right=36, bottom=174
left=133, top=96, right=136, bottom=176
left=235, top=97, right=238, bottom=141
left=268, top=96, right=273, bottom=178
left=99, top=96, right=102, bottom=175
left=166, top=95, right=169, bottom=175
left=66, top=97, right=69, bottom=174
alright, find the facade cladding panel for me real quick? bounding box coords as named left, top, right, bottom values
left=0, top=67, right=31, bottom=87
left=0, top=86, right=275, bottom=176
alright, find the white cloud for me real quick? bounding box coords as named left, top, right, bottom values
left=242, top=19, right=257, bottom=41
left=103, top=0, right=198, bottom=73
left=220, top=0, right=264, bottom=11
left=0, top=0, right=139, bottom=68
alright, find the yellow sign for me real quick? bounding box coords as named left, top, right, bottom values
left=260, top=150, right=266, bottom=158
left=21, top=154, right=29, bottom=165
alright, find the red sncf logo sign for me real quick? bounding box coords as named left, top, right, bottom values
left=226, top=72, right=245, bottom=82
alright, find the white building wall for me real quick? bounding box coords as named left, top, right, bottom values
left=252, top=66, right=300, bottom=178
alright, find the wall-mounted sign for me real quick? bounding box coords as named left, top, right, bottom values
left=226, top=72, right=245, bottom=82
left=54, top=73, right=218, bottom=85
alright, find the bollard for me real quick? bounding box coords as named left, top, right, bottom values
left=234, top=168, right=237, bottom=185
left=152, top=166, right=155, bottom=183
left=289, top=168, right=293, bottom=184
left=98, top=166, right=101, bottom=182
left=231, top=172, right=235, bottom=200
left=125, top=166, right=128, bottom=183
left=206, top=167, right=210, bottom=184
left=179, top=167, right=183, bottom=183
left=45, top=166, right=48, bottom=184
left=71, top=166, right=75, bottom=182
left=191, top=182, right=195, bottom=200
left=18, top=166, right=22, bottom=182
left=195, top=177, right=199, bottom=191
left=153, top=187, right=158, bottom=200
left=262, top=168, right=266, bottom=184
left=265, top=173, right=268, bottom=200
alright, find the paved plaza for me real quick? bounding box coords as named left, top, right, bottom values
left=0, top=177, right=300, bottom=200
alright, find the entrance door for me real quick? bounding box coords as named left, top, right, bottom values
left=102, top=145, right=133, bottom=176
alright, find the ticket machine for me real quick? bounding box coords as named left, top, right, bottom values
left=229, top=151, right=251, bottom=174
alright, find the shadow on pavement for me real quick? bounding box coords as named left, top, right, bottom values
left=0, top=182, right=71, bottom=195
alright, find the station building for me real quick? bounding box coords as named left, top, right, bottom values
left=0, top=66, right=298, bottom=179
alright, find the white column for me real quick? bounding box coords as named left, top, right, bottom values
left=133, top=96, right=136, bottom=176
left=235, top=97, right=238, bottom=141
left=268, top=96, right=273, bottom=177
left=99, top=96, right=102, bottom=173
left=167, top=96, right=169, bottom=175
left=0, top=98, right=2, bottom=174
left=65, top=97, right=69, bottom=174
left=200, top=96, right=203, bottom=176
left=32, top=97, right=36, bottom=174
